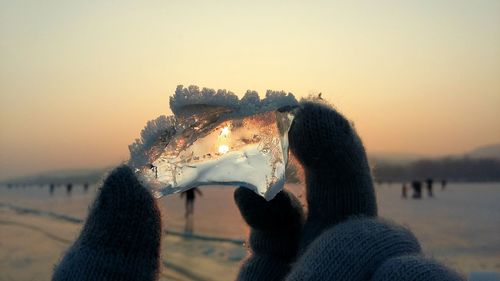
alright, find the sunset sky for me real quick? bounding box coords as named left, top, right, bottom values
left=1, top=0, right=499, bottom=180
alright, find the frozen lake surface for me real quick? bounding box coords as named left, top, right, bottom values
left=1, top=181, right=499, bottom=279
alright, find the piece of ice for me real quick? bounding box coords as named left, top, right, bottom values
left=128, top=86, right=298, bottom=200
left=131, top=110, right=294, bottom=200
left=129, top=86, right=298, bottom=200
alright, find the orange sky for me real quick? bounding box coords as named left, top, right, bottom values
left=1, top=1, right=500, bottom=180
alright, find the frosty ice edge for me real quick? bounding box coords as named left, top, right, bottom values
left=128, top=85, right=298, bottom=200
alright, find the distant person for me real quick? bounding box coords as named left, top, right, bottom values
left=53, top=102, right=464, bottom=280
left=83, top=183, right=89, bottom=193
left=441, top=179, right=447, bottom=190
left=412, top=180, right=422, bottom=199
left=402, top=182, right=408, bottom=199
left=49, top=183, right=55, bottom=195
left=426, top=178, right=434, bottom=197
left=66, top=183, right=73, bottom=195
left=180, top=187, right=203, bottom=234
left=181, top=187, right=203, bottom=218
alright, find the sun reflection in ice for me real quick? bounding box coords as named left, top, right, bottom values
left=218, top=144, right=229, bottom=154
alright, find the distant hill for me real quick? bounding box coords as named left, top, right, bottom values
left=369, top=152, right=428, bottom=165
left=466, top=143, right=500, bottom=159
left=371, top=143, right=500, bottom=182
left=368, top=143, right=500, bottom=182
left=371, top=143, right=500, bottom=165
left=0, top=168, right=109, bottom=185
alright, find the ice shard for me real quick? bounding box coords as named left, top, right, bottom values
left=128, top=86, right=298, bottom=200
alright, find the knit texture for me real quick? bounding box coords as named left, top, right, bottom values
left=52, top=166, right=161, bottom=281
left=373, top=255, right=465, bottom=281
left=286, top=218, right=422, bottom=280
left=235, top=188, right=304, bottom=280
left=235, top=101, right=464, bottom=281
left=288, top=101, right=377, bottom=250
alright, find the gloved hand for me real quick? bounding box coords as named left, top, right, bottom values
left=52, top=166, right=162, bottom=281
left=52, top=101, right=464, bottom=281
left=235, top=101, right=464, bottom=280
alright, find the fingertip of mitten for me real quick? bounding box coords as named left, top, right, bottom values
left=97, top=165, right=157, bottom=207
left=102, top=165, right=140, bottom=193
left=289, top=101, right=364, bottom=172
left=235, top=188, right=304, bottom=231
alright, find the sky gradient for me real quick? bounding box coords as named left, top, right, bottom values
left=1, top=0, right=500, bottom=180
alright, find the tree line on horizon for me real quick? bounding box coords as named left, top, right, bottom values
left=372, top=157, right=500, bottom=183
left=4, top=156, right=500, bottom=186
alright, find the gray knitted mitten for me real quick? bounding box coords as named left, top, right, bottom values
left=52, top=166, right=161, bottom=281
left=235, top=101, right=464, bottom=280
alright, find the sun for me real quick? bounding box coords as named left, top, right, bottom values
left=220, top=126, right=230, bottom=137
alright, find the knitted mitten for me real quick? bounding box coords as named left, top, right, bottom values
left=286, top=218, right=422, bottom=280
left=52, top=166, right=161, bottom=281
left=372, top=255, right=465, bottom=281
left=288, top=101, right=377, bottom=250
left=235, top=101, right=464, bottom=280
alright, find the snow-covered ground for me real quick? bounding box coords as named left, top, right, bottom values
left=1, top=182, right=499, bottom=280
